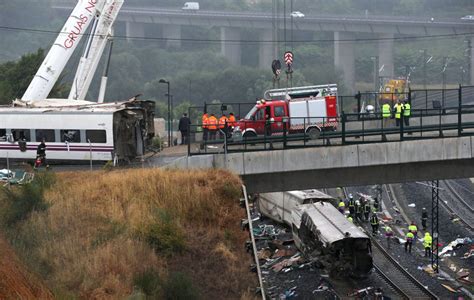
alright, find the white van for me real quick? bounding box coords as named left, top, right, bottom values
left=182, top=2, right=199, bottom=10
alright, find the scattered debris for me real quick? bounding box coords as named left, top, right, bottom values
left=273, top=248, right=297, bottom=258
left=408, top=203, right=416, bottom=207
left=462, top=246, right=474, bottom=259
left=393, top=206, right=400, bottom=213
left=439, top=238, right=473, bottom=257
left=423, top=265, right=436, bottom=275
left=441, top=283, right=458, bottom=293
left=449, top=264, right=457, bottom=272
left=257, top=248, right=272, bottom=260
left=348, top=286, right=374, bottom=297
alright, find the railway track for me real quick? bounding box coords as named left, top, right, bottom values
left=342, top=187, right=438, bottom=300
left=440, top=181, right=474, bottom=231
left=371, top=238, right=438, bottom=300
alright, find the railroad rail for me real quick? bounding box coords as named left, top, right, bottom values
left=371, top=238, right=439, bottom=300
left=440, top=181, right=474, bottom=231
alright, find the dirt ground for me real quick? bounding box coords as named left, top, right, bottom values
left=0, top=234, right=53, bottom=299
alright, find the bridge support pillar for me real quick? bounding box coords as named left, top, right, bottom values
left=221, top=27, right=241, bottom=65
left=334, top=31, right=355, bottom=94
left=378, top=33, right=394, bottom=80
left=163, top=25, right=181, bottom=48
left=125, top=22, right=145, bottom=42
left=259, top=29, right=275, bottom=70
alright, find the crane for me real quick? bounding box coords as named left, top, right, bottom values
left=21, top=0, right=123, bottom=103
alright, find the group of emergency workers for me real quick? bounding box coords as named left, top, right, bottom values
left=338, top=193, right=380, bottom=236
left=381, top=100, right=411, bottom=129
left=201, top=112, right=236, bottom=141
left=338, top=192, right=433, bottom=258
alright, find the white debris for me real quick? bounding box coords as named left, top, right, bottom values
left=408, top=203, right=416, bottom=207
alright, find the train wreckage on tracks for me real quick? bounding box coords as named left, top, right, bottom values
left=258, top=190, right=373, bottom=278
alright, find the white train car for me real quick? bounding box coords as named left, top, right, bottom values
left=258, top=190, right=337, bottom=226
left=0, top=99, right=155, bottom=163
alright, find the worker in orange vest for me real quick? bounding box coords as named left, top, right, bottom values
left=228, top=112, right=236, bottom=131
left=208, top=113, right=218, bottom=140
left=202, top=113, right=209, bottom=141
left=219, top=114, right=228, bottom=139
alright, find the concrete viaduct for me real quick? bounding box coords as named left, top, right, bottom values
left=167, top=136, right=474, bottom=193
left=52, top=4, right=474, bottom=91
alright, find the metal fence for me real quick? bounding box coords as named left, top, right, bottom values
left=182, top=86, right=474, bottom=155
left=185, top=107, right=474, bottom=155
left=339, top=85, right=474, bottom=114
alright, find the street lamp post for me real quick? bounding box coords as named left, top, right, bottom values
left=159, top=79, right=171, bottom=147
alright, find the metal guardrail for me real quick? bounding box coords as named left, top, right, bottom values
left=186, top=107, right=474, bottom=155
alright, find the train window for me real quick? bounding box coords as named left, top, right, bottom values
left=36, top=129, right=55, bottom=142
left=61, top=130, right=80, bottom=143
left=0, top=129, right=6, bottom=141
left=11, top=129, right=31, bottom=142
left=86, top=130, right=107, bottom=143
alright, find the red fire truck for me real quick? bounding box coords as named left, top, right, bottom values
left=233, top=84, right=339, bottom=140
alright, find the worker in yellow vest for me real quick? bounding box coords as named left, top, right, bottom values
left=408, top=222, right=418, bottom=244
left=405, top=231, right=414, bottom=253
left=403, top=100, right=411, bottom=127
left=423, top=232, right=433, bottom=258
left=338, top=199, right=346, bottom=214
left=394, top=100, right=403, bottom=127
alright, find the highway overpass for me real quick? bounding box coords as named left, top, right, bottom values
left=52, top=4, right=474, bottom=92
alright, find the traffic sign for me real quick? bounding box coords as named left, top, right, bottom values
left=284, top=51, right=293, bottom=65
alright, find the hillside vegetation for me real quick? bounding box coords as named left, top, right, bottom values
left=0, top=169, right=256, bottom=299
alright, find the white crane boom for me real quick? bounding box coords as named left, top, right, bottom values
left=69, top=0, right=123, bottom=101
left=22, top=0, right=107, bottom=102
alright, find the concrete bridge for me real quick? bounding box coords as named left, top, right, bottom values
left=52, top=4, right=474, bottom=92
left=167, top=136, right=474, bottom=193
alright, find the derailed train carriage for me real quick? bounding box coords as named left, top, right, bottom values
left=0, top=98, right=155, bottom=163
left=258, top=190, right=373, bottom=278
left=291, top=202, right=373, bottom=278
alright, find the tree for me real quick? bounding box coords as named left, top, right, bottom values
left=0, top=49, right=68, bottom=104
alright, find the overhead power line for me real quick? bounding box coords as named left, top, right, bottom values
left=0, top=24, right=472, bottom=44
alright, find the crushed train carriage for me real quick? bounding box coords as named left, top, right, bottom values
left=258, top=190, right=373, bottom=278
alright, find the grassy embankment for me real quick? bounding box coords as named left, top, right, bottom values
left=0, top=169, right=256, bottom=299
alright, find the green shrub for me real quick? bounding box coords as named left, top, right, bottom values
left=163, top=272, right=198, bottom=300
left=151, top=137, right=164, bottom=151
left=102, top=160, right=114, bottom=171
left=133, top=269, right=162, bottom=298
left=0, top=173, right=53, bottom=226
left=143, top=210, right=186, bottom=256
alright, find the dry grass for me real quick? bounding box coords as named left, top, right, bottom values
left=1, top=168, right=256, bottom=299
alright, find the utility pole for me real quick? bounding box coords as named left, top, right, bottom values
left=442, top=57, right=448, bottom=108
left=431, top=180, right=440, bottom=273
left=421, top=49, right=427, bottom=89
left=373, top=56, right=379, bottom=92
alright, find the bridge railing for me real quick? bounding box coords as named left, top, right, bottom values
left=186, top=106, right=474, bottom=155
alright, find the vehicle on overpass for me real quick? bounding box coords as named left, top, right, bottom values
left=258, top=190, right=373, bottom=278
left=290, top=11, right=304, bottom=18
left=1, top=0, right=155, bottom=164
left=182, top=2, right=199, bottom=10
left=233, top=84, right=338, bottom=140
left=379, top=78, right=409, bottom=104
